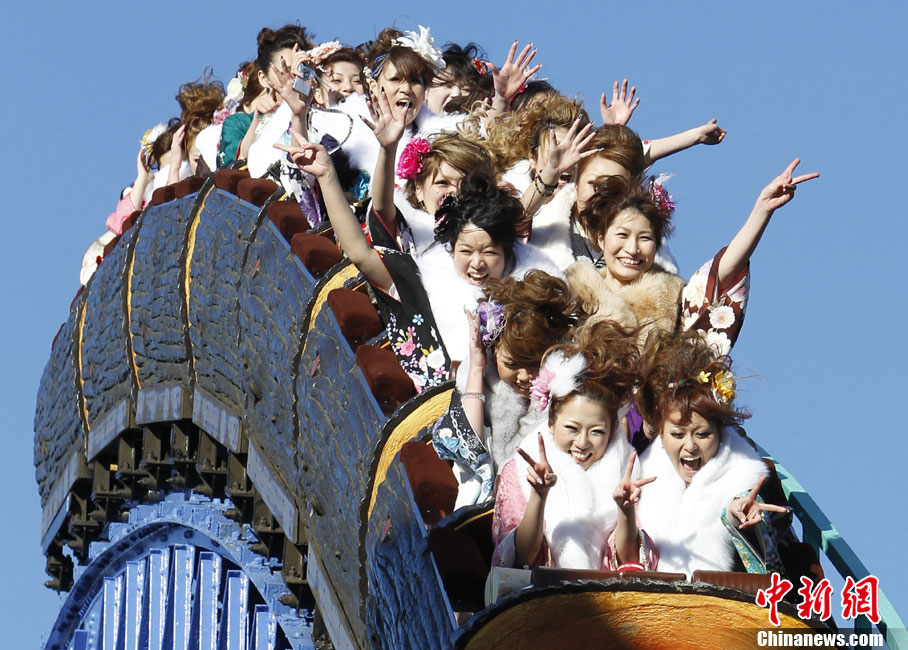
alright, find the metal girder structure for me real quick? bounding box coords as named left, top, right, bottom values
left=44, top=493, right=314, bottom=650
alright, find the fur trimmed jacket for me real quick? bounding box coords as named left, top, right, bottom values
left=635, top=428, right=769, bottom=576
left=566, top=258, right=685, bottom=339
left=492, top=429, right=635, bottom=570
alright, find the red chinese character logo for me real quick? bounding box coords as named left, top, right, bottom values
left=796, top=577, right=833, bottom=621
left=756, top=572, right=794, bottom=626
left=841, top=575, right=880, bottom=624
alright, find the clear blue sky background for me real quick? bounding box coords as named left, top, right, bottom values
left=2, top=1, right=906, bottom=646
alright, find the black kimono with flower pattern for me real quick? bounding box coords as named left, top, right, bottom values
left=371, top=246, right=450, bottom=393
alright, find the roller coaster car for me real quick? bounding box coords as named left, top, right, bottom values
left=33, top=179, right=856, bottom=650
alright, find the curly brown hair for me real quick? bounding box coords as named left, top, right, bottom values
left=578, top=175, right=674, bottom=251
left=544, top=320, right=640, bottom=427
left=176, top=70, right=225, bottom=154
left=484, top=270, right=586, bottom=369
left=484, top=94, right=590, bottom=173
left=634, top=330, right=750, bottom=433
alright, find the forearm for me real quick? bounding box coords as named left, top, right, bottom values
left=613, top=510, right=641, bottom=565
left=318, top=168, right=392, bottom=289
left=717, top=203, right=772, bottom=285
left=520, top=164, right=558, bottom=221
left=372, top=144, right=399, bottom=226
left=131, top=176, right=150, bottom=209
left=645, top=127, right=703, bottom=164
left=514, top=492, right=547, bottom=567
left=462, top=364, right=486, bottom=445
left=167, top=153, right=183, bottom=185
left=237, top=114, right=260, bottom=160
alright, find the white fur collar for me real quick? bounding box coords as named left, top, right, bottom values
left=485, top=377, right=545, bottom=471
left=636, top=428, right=768, bottom=576
left=512, top=428, right=633, bottom=570
left=529, top=182, right=578, bottom=272
left=416, top=241, right=566, bottom=368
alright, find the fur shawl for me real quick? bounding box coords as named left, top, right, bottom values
left=566, top=258, right=685, bottom=338
left=484, top=376, right=546, bottom=471
left=636, top=428, right=769, bottom=576
left=501, top=428, right=634, bottom=570
left=420, top=241, right=565, bottom=371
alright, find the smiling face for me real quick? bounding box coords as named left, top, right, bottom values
left=415, top=161, right=464, bottom=215
left=576, top=156, right=632, bottom=212
left=495, top=343, right=539, bottom=398
left=315, top=61, right=364, bottom=107
left=597, top=208, right=657, bottom=284
left=661, top=409, right=721, bottom=484
left=369, top=60, right=425, bottom=126
left=452, top=225, right=507, bottom=287
left=552, top=395, right=612, bottom=470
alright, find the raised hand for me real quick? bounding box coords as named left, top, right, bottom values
left=756, top=158, right=819, bottom=213
left=273, top=130, right=335, bottom=178
left=600, top=79, right=639, bottom=126
left=517, top=433, right=557, bottom=496
left=271, top=44, right=311, bottom=117
left=545, top=118, right=598, bottom=175
left=487, top=40, right=542, bottom=106
left=697, top=118, right=727, bottom=145
left=170, top=124, right=186, bottom=156
left=251, top=90, right=279, bottom=115
left=136, top=148, right=152, bottom=179
left=465, top=308, right=486, bottom=370
left=727, top=476, right=792, bottom=529
left=613, top=450, right=656, bottom=513
left=362, top=89, right=407, bottom=149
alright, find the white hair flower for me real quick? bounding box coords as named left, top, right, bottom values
left=308, top=40, right=342, bottom=66
left=393, top=25, right=446, bottom=69
left=226, top=77, right=245, bottom=103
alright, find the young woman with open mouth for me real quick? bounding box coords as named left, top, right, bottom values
left=606, top=331, right=792, bottom=577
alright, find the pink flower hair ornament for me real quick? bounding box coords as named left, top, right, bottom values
left=396, top=137, right=432, bottom=181
left=529, top=350, right=587, bottom=412
left=648, top=174, right=676, bottom=218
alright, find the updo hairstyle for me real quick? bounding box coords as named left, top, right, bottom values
left=403, top=133, right=494, bottom=208
left=484, top=270, right=586, bottom=368
left=545, top=319, right=640, bottom=427
left=578, top=175, right=674, bottom=251
left=634, top=330, right=750, bottom=432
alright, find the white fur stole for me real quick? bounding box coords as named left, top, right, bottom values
left=636, top=429, right=769, bottom=576
left=509, top=428, right=633, bottom=570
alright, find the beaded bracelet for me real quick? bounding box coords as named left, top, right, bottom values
left=462, top=392, right=486, bottom=402
left=534, top=175, right=557, bottom=197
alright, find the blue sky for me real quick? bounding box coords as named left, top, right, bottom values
left=2, top=1, right=906, bottom=645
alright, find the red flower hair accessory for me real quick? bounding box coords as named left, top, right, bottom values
left=396, top=138, right=432, bottom=181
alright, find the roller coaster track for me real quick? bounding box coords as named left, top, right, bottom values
left=34, top=169, right=906, bottom=649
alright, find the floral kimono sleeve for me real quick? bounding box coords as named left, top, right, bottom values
left=371, top=247, right=450, bottom=393
left=366, top=203, right=415, bottom=254
left=720, top=492, right=785, bottom=575
left=680, top=245, right=749, bottom=356
left=491, top=459, right=550, bottom=568
left=604, top=528, right=659, bottom=571
left=431, top=391, right=494, bottom=506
